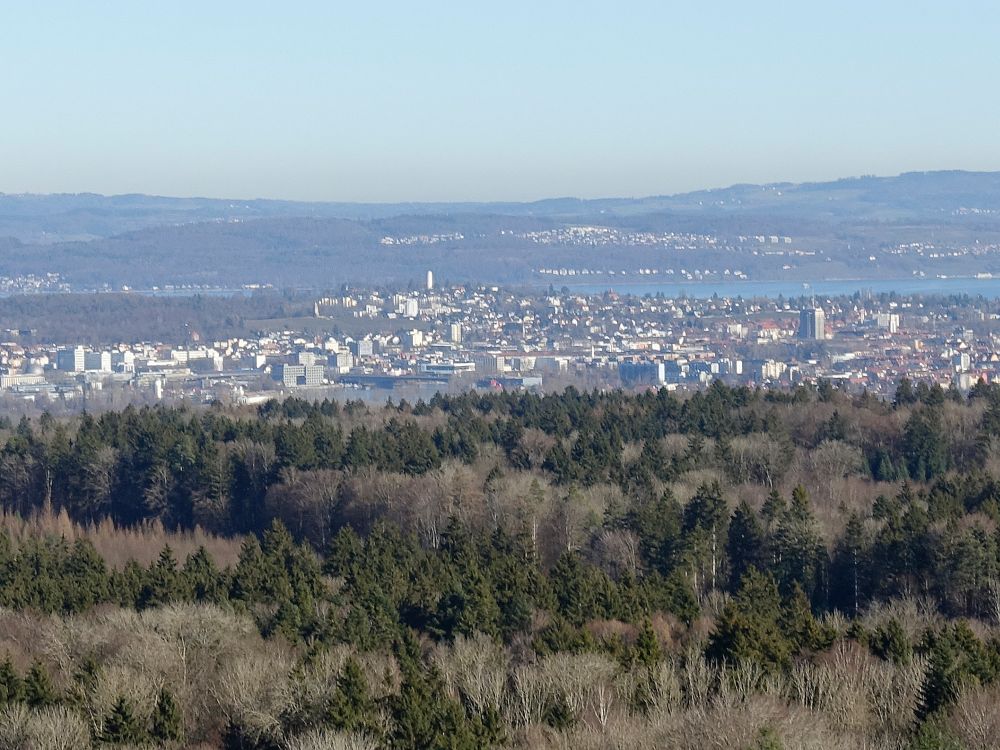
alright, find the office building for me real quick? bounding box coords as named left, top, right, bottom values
left=56, top=346, right=86, bottom=372
left=798, top=308, right=826, bottom=340
left=83, top=351, right=112, bottom=372
left=349, top=339, right=374, bottom=357
left=876, top=313, right=900, bottom=334
left=620, top=360, right=666, bottom=386
left=272, top=364, right=324, bottom=388
left=329, top=351, right=354, bottom=372
left=473, top=353, right=506, bottom=374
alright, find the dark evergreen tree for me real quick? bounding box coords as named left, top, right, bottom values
left=327, top=658, right=378, bottom=735
left=632, top=619, right=662, bottom=667
left=726, top=500, right=766, bottom=591
left=830, top=513, right=868, bottom=616
left=151, top=687, right=184, bottom=743
left=682, top=482, right=729, bottom=593
left=23, top=661, right=57, bottom=707
left=0, top=656, right=22, bottom=704
left=102, top=695, right=146, bottom=744
left=706, top=569, right=791, bottom=673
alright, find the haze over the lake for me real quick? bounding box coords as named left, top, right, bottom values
left=3, top=1, right=1000, bottom=202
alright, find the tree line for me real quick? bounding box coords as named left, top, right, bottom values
left=0, top=382, right=999, bottom=746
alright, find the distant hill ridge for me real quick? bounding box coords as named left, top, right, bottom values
left=1, top=170, right=999, bottom=287
left=2, top=170, right=999, bottom=243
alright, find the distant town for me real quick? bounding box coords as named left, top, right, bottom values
left=0, top=269, right=995, bottom=413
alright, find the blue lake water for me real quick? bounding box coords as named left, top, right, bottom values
left=559, top=277, right=1000, bottom=299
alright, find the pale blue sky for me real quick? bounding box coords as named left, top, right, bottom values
left=2, top=1, right=998, bottom=201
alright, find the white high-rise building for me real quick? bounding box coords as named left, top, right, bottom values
left=876, top=313, right=900, bottom=334
left=798, top=308, right=825, bottom=341
left=426, top=270, right=434, bottom=290
left=83, top=351, right=112, bottom=372
left=56, top=346, right=86, bottom=372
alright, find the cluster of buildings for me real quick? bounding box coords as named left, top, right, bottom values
left=0, top=273, right=70, bottom=294
left=1, top=280, right=999, bottom=410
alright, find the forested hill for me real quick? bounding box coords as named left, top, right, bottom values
left=4, top=171, right=1000, bottom=242
left=0, top=382, right=999, bottom=746
left=3, top=171, right=1000, bottom=287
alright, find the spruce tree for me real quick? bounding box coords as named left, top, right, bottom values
left=706, top=569, right=791, bottom=673
left=390, top=637, right=480, bottom=750
left=23, top=661, right=57, bottom=707
left=102, top=695, right=145, bottom=744
left=151, top=687, right=184, bottom=743
left=682, top=482, right=729, bottom=593
left=632, top=618, right=662, bottom=667
left=0, top=656, right=22, bottom=704
left=780, top=584, right=829, bottom=653
left=726, top=500, right=766, bottom=591
left=328, top=657, right=377, bottom=735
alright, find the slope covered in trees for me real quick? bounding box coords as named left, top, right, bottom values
left=1, top=382, right=1000, bottom=747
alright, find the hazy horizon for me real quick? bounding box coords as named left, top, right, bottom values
left=3, top=167, right=997, bottom=206
left=3, top=1, right=1000, bottom=202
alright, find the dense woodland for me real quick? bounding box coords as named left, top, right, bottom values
left=1, top=381, right=1000, bottom=747
left=0, top=292, right=313, bottom=345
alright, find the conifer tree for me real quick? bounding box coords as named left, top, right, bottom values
left=0, top=656, right=22, bottom=704
left=633, top=618, right=662, bottom=667
left=151, top=687, right=184, bottom=743
left=24, top=661, right=57, bottom=707
left=327, top=658, right=377, bottom=735
left=780, top=584, right=829, bottom=653
left=706, top=569, right=791, bottom=673
left=830, top=512, right=867, bottom=616
left=103, top=695, right=145, bottom=744
left=631, top=489, right=683, bottom=575
left=389, top=632, right=480, bottom=750
left=726, top=500, right=766, bottom=591
left=140, top=544, right=181, bottom=608
left=682, top=482, right=729, bottom=592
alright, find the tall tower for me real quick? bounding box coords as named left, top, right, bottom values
left=426, top=270, right=434, bottom=291
left=798, top=307, right=825, bottom=341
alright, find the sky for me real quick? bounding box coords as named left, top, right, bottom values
left=2, top=1, right=999, bottom=202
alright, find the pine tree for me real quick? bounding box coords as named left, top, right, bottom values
left=706, top=569, right=791, bottom=673
left=918, top=633, right=962, bottom=721
left=182, top=546, right=227, bottom=602
left=23, top=661, right=57, bottom=707
left=328, top=658, right=377, bottom=735
left=772, top=486, right=825, bottom=602
left=0, top=656, right=22, bottom=704
left=780, top=584, right=829, bottom=653
left=726, top=501, right=766, bottom=591
left=830, top=512, right=867, bottom=616
left=632, top=618, right=662, bottom=667
left=151, top=687, right=184, bottom=743
left=140, top=544, right=181, bottom=608
left=761, top=489, right=786, bottom=530
left=103, top=695, right=145, bottom=744
left=871, top=618, right=912, bottom=665
left=682, top=482, right=729, bottom=593
left=389, top=633, right=480, bottom=750
left=915, top=623, right=994, bottom=721
left=631, top=489, right=683, bottom=575
left=894, top=377, right=917, bottom=407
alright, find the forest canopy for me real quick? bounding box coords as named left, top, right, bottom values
left=0, top=381, right=999, bottom=748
